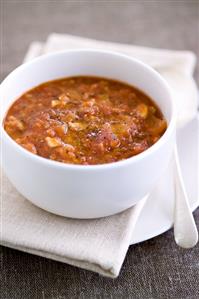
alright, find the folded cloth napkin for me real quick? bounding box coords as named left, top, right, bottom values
left=1, top=173, right=147, bottom=278
left=1, top=33, right=198, bottom=278
left=24, top=33, right=199, bottom=128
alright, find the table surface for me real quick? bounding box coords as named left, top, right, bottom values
left=1, top=1, right=199, bottom=298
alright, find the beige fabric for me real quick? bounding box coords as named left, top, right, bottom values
left=1, top=173, right=146, bottom=278
left=1, top=34, right=197, bottom=278
left=24, top=33, right=198, bottom=128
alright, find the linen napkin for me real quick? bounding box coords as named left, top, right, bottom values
left=1, top=34, right=198, bottom=278
left=24, top=33, right=199, bottom=128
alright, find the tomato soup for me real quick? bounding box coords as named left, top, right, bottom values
left=4, top=76, right=167, bottom=165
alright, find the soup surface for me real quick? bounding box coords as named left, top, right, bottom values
left=4, top=76, right=167, bottom=165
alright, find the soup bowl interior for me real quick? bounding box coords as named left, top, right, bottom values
left=0, top=50, right=176, bottom=218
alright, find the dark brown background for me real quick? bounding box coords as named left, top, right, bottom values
left=1, top=1, right=199, bottom=298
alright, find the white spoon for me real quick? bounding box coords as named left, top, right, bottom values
left=174, top=145, right=198, bottom=248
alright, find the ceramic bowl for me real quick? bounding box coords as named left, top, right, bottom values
left=0, top=50, right=176, bottom=218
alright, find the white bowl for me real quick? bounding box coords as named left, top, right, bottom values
left=0, top=50, right=176, bottom=218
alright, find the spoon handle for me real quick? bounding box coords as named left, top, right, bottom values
left=174, top=145, right=198, bottom=248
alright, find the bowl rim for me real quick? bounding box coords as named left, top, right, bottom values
left=0, top=48, right=176, bottom=171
